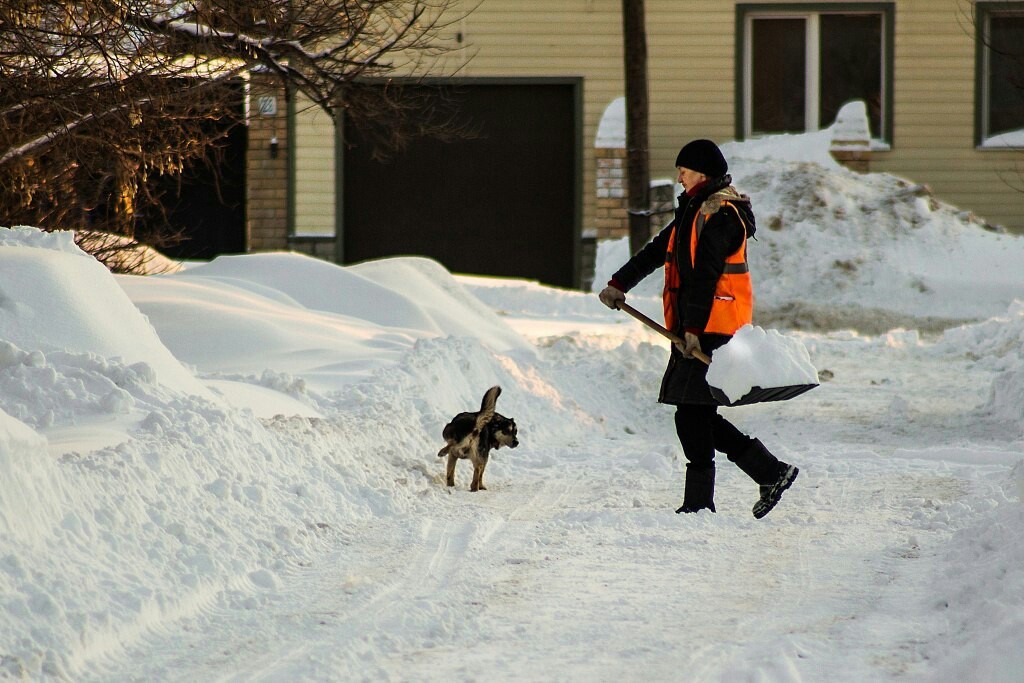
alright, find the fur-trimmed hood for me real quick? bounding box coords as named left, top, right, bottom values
left=678, top=174, right=757, bottom=239
left=700, top=185, right=757, bottom=239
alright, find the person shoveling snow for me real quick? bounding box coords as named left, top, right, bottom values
left=618, top=304, right=819, bottom=407
left=599, top=138, right=800, bottom=518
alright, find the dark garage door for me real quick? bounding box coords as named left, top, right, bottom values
left=342, top=80, right=580, bottom=288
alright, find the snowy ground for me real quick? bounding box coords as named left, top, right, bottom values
left=2, top=130, right=1024, bottom=682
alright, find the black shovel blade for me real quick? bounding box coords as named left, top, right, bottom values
left=710, top=382, right=818, bottom=407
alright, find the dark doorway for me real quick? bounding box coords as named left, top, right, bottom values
left=342, top=80, right=580, bottom=288
left=149, top=101, right=247, bottom=260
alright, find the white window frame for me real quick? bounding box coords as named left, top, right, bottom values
left=738, top=4, right=892, bottom=147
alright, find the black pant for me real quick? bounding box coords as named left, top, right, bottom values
left=674, top=404, right=754, bottom=469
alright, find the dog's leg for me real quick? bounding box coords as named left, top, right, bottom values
left=470, top=459, right=481, bottom=492
left=470, top=454, right=489, bottom=492
left=445, top=452, right=458, bottom=488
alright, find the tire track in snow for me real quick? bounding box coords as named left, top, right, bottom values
left=271, top=464, right=590, bottom=677
left=92, top=444, right=999, bottom=683
left=93, top=454, right=588, bottom=682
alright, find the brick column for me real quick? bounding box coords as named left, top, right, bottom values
left=595, top=146, right=629, bottom=239
left=247, top=76, right=289, bottom=251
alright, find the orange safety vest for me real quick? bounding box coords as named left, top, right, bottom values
left=663, top=201, right=753, bottom=335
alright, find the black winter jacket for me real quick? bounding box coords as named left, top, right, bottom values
left=610, top=174, right=756, bottom=405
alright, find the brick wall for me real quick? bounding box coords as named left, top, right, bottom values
left=595, top=145, right=677, bottom=243
left=595, top=147, right=628, bottom=239
left=247, top=77, right=289, bottom=252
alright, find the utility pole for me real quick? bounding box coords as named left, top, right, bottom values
left=622, top=0, right=651, bottom=254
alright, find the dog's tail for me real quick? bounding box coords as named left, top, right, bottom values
left=475, top=385, right=501, bottom=432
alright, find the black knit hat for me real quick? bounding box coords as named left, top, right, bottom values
left=675, top=139, right=728, bottom=178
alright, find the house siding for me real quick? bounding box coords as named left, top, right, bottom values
left=879, top=0, right=1022, bottom=230
left=452, top=0, right=1024, bottom=233
left=285, top=0, right=1023, bottom=277
left=292, top=95, right=336, bottom=237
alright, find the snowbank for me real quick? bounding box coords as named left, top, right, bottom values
left=0, top=229, right=538, bottom=679
left=937, top=301, right=1024, bottom=428
left=0, top=407, right=53, bottom=545
left=3, top=124, right=1024, bottom=680
left=118, top=252, right=533, bottom=397
left=595, top=128, right=1024, bottom=334
left=0, top=227, right=210, bottom=399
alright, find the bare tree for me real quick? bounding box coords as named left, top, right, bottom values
left=0, top=0, right=465, bottom=267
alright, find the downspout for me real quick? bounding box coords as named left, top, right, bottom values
left=334, top=108, right=344, bottom=263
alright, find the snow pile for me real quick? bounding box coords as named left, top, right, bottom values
left=0, top=340, right=162, bottom=431
left=722, top=127, right=842, bottom=169
left=0, top=406, right=52, bottom=545
left=3, top=125, right=1024, bottom=681
left=119, top=252, right=532, bottom=398
left=936, top=300, right=1024, bottom=427
left=0, top=227, right=210, bottom=399
left=595, top=125, right=1020, bottom=334
left=705, top=324, right=819, bottom=403
left=828, top=100, right=872, bottom=150
left=0, top=224, right=598, bottom=680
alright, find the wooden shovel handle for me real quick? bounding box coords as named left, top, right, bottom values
left=618, top=302, right=712, bottom=365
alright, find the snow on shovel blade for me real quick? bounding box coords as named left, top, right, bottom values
left=705, top=324, right=819, bottom=405
left=617, top=303, right=818, bottom=407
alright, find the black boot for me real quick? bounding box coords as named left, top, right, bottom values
left=752, top=465, right=799, bottom=519
left=731, top=439, right=798, bottom=518
left=675, top=465, right=716, bottom=514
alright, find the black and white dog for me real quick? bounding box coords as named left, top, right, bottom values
left=437, top=385, right=519, bottom=491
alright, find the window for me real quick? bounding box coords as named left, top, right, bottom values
left=737, top=4, right=894, bottom=146
left=976, top=3, right=1024, bottom=148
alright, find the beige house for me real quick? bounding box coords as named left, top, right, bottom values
left=248, top=0, right=1024, bottom=288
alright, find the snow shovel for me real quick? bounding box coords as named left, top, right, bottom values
left=617, top=302, right=818, bottom=407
